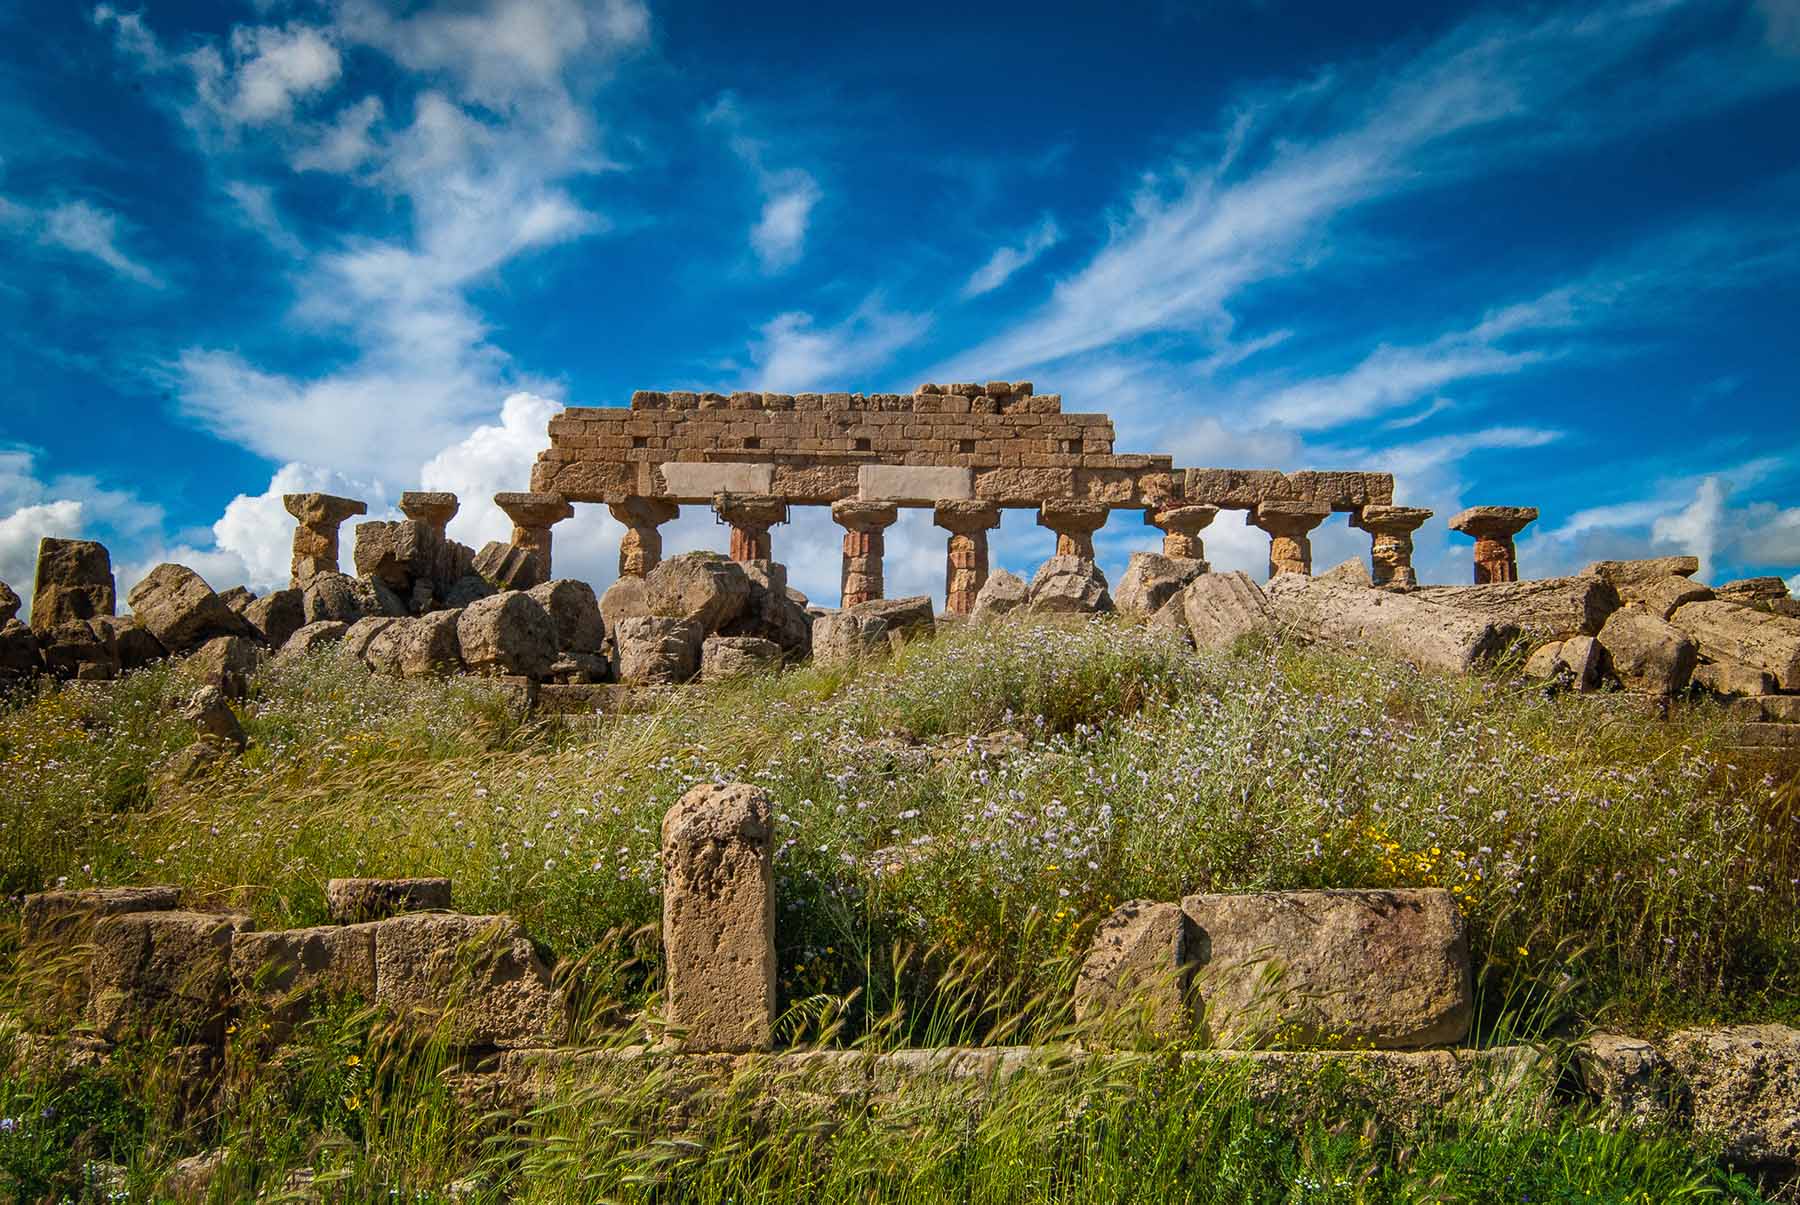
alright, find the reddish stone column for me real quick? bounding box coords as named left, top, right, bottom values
left=1145, top=505, right=1217, bottom=565
left=399, top=491, right=459, bottom=538
left=1352, top=505, right=1433, bottom=588
left=1448, top=506, right=1538, bottom=584
left=933, top=500, right=1002, bottom=615
left=495, top=491, right=574, bottom=583
left=713, top=493, right=788, bottom=563
left=1248, top=502, right=1331, bottom=578
left=830, top=499, right=899, bottom=608
left=1036, top=501, right=1110, bottom=561
left=283, top=493, right=368, bottom=587
left=607, top=496, right=680, bottom=579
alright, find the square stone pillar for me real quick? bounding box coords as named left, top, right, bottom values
left=1037, top=501, right=1110, bottom=561
left=607, top=496, right=680, bottom=579
left=283, top=493, right=368, bottom=587
left=933, top=500, right=1002, bottom=615
left=495, top=492, right=574, bottom=584
left=1248, top=502, right=1331, bottom=578
left=1448, top=506, right=1538, bottom=584
left=1352, top=505, right=1433, bottom=588
left=830, top=499, right=899, bottom=608
left=399, top=491, right=459, bottom=538
left=1146, top=505, right=1217, bottom=565
left=713, top=493, right=788, bottom=563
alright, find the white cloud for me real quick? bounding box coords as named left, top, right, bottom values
left=750, top=171, right=820, bottom=273
left=293, top=95, right=385, bottom=174
left=0, top=502, right=84, bottom=610
left=0, top=447, right=169, bottom=618
left=194, top=23, right=343, bottom=127
left=962, top=216, right=1062, bottom=298
left=39, top=200, right=163, bottom=287
left=747, top=301, right=930, bottom=393
left=223, top=180, right=306, bottom=257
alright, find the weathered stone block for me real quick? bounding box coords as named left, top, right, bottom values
left=1598, top=607, right=1698, bottom=695
left=646, top=552, right=751, bottom=633
left=302, top=571, right=366, bottom=624
left=1028, top=556, right=1113, bottom=614
left=1670, top=600, right=1800, bottom=691
left=1664, top=1024, right=1800, bottom=1171
left=279, top=620, right=349, bottom=657
left=849, top=595, right=934, bottom=645
left=127, top=564, right=252, bottom=654
left=528, top=579, right=605, bottom=654
left=972, top=569, right=1029, bottom=619
left=1268, top=576, right=1517, bottom=675
left=661, top=783, right=775, bottom=1052
left=373, top=913, right=564, bottom=1047
left=1181, top=571, right=1274, bottom=651
left=22, top=885, right=180, bottom=945
left=327, top=877, right=452, bottom=923
left=1415, top=576, right=1620, bottom=642
left=88, top=911, right=241, bottom=1043
left=30, top=538, right=115, bottom=631
left=1181, top=889, right=1472, bottom=1050
left=1115, top=553, right=1206, bottom=619
left=1074, top=900, right=1192, bottom=1047
left=701, top=635, right=783, bottom=681
left=812, top=611, right=889, bottom=668
left=457, top=592, right=557, bottom=679
left=231, top=923, right=378, bottom=1028
left=244, top=588, right=306, bottom=648
left=615, top=615, right=704, bottom=683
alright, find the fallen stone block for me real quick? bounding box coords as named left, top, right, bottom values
left=88, top=911, right=242, bottom=1043
left=279, top=620, right=349, bottom=657
left=473, top=541, right=545, bottom=592
left=1115, top=553, right=1206, bottom=619
left=1670, top=600, right=1800, bottom=691
left=599, top=575, right=649, bottom=635
left=812, top=611, right=889, bottom=669
left=1716, top=577, right=1791, bottom=603
left=647, top=552, right=751, bottom=633
left=339, top=616, right=396, bottom=663
left=1577, top=1032, right=1676, bottom=1130
left=0, top=578, right=19, bottom=625
left=373, top=912, right=563, bottom=1047
left=326, top=877, right=452, bottom=923
left=1665, top=1024, right=1800, bottom=1172
left=0, top=618, right=43, bottom=684
left=1180, top=888, right=1472, bottom=1050
left=1029, top=556, right=1113, bottom=614
left=92, top=616, right=167, bottom=673
left=22, top=885, right=180, bottom=945
left=35, top=619, right=117, bottom=679
left=1074, top=900, right=1192, bottom=1047
left=181, top=685, right=245, bottom=750
left=849, top=594, right=935, bottom=647
left=971, top=569, right=1029, bottom=619
left=1414, top=576, right=1620, bottom=642
left=615, top=615, right=704, bottom=684
left=1182, top=571, right=1274, bottom=651
left=367, top=610, right=465, bottom=678
left=702, top=635, right=783, bottom=681
left=457, top=592, right=557, bottom=679
left=528, top=579, right=605, bottom=654
left=244, top=588, right=306, bottom=648
left=662, top=783, right=775, bottom=1052
left=188, top=634, right=263, bottom=697
left=30, top=537, right=116, bottom=632
left=1598, top=607, right=1697, bottom=695
left=1615, top=574, right=1713, bottom=620
left=1268, top=576, right=1517, bottom=674
left=1581, top=556, right=1700, bottom=585
left=301, top=571, right=366, bottom=624
left=231, top=923, right=377, bottom=1030
left=720, top=561, right=812, bottom=658
left=1694, top=658, right=1777, bottom=697
left=127, top=564, right=253, bottom=654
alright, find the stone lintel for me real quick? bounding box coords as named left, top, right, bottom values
left=283, top=493, right=367, bottom=526
left=494, top=492, right=574, bottom=529
left=1448, top=506, right=1539, bottom=539
left=660, top=462, right=776, bottom=499
left=858, top=465, right=974, bottom=504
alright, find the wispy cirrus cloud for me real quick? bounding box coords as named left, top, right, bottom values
left=962, top=215, right=1062, bottom=298
left=747, top=299, right=929, bottom=392
left=707, top=92, right=822, bottom=274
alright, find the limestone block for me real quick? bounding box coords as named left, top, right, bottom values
left=528, top=579, right=605, bottom=654
left=1115, top=553, right=1206, bottom=619
left=182, top=684, right=245, bottom=750
left=1267, top=576, right=1517, bottom=675
left=302, top=572, right=366, bottom=624
left=1181, top=888, right=1472, bottom=1050
left=92, top=615, right=166, bottom=672
left=127, top=564, right=252, bottom=654
left=848, top=595, right=935, bottom=645
left=1598, top=607, right=1698, bottom=695
left=972, top=569, right=1029, bottom=619
left=600, top=575, right=650, bottom=634
left=1073, top=900, right=1192, bottom=1047
left=646, top=552, right=751, bottom=633
left=1414, top=576, right=1620, bottom=642
left=1615, top=574, right=1713, bottom=620
left=279, top=620, right=349, bottom=657
left=812, top=611, right=889, bottom=668
left=702, top=635, right=783, bottom=681
left=857, top=464, right=974, bottom=503
left=1581, top=556, right=1700, bottom=585
left=1693, top=658, right=1777, bottom=697
left=188, top=635, right=263, bottom=697
left=1664, top=1024, right=1800, bottom=1170
left=244, top=588, right=306, bottom=648
left=1715, top=577, right=1790, bottom=603
left=0, top=578, right=20, bottom=624
left=719, top=560, right=811, bottom=657
left=1669, top=600, right=1800, bottom=690
left=373, top=913, right=564, bottom=1047
left=35, top=619, right=117, bottom=679
left=339, top=616, right=396, bottom=663
left=326, top=877, right=452, bottom=923
left=366, top=611, right=465, bottom=678
left=661, top=783, right=776, bottom=1052
left=231, top=923, right=378, bottom=1027
left=22, top=885, right=180, bottom=945
left=660, top=462, right=775, bottom=499
left=615, top=615, right=704, bottom=683
left=0, top=618, right=43, bottom=682
left=1557, top=635, right=1603, bottom=690
left=1578, top=1032, right=1677, bottom=1130
left=1028, top=556, right=1113, bottom=614
left=457, top=592, right=557, bottom=679
left=1181, top=572, right=1274, bottom=651
left=88, top=910, right=241, bottom=1043
left=473, top=541, right=545, bottom=592
left=30, top=538, right=116, bottom=631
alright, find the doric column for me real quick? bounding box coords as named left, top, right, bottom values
left=830, top=499, right=899, bottom=608
left=494, top=491, right=574, bottom=584
left=1145, top=505, right=1217, bottom=564
left=399, top=491, right=459, bottom=538
left=1248, top=502, right=1331, bottom=578
left=713, top=493, right=788, bottom=563
left=1448, top=506, right=1538, bottom=584
left=1352, top=505, right=1433, bottom=588
left=607, top=496, right=680, bottom=579
left=933, top=500, right=1002, bottom=615
left=283, top=493, right=367, bottom=587
left=1036, top=501, right=1110, bottom=561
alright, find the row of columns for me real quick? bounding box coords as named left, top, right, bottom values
left=284, top=487, right=1538, bottom=608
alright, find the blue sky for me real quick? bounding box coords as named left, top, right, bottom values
left=2, top=0, right=1798, bottom=613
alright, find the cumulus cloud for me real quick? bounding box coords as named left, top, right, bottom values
left=292, top=95, right=385, bottom=174
left=189, top=23, right=343, bottom=128
left=962, top=216, right=1062, bottom=298
left=0, top=447, right=168, bottom=617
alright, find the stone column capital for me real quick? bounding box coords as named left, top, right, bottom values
left=1248, top=501, right=1331, bottom=536
left=399, top=491, right=459, bottom=532
left=609, top=496, right=679, bottom=579
left=283, top=493, right=367, bottom=527
left=608, top=496, right=680, bottom=528
left=1447, top=505, right=1538, bottom=541
left=1145, top=504, right=1218, bottom=536
left=1036, top=500, right=1110, bottom=537
left=1353, top=504, right=1433, bottom=535
left=830, top=499, right=899, bottom=532
left=712, top=493, right=788, bottom=528
left=495, top=491, right=574, bottom=529
left=932, top=500, right=1002, bottom=534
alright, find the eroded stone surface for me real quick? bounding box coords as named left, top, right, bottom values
left=1598, top=607, right=1698, bottom=696
left=1670, top=600, right=1800, bottom=691
left=811, top=611, right=889, bottom=668
left=1028, top=556, right=1112, bottom=614
left=1181, top=572, right=1274, bottom=651
left=528, top=580, right=605, bottom=654
left=89, top=911, right=242, bottom=1043
left=701, top=635, right=783, bottom=681
left=1416, top=577, right=1620, bottom=642
left=31, top=538, right=116, bottom=632
left=1074, top=900, right=1192, bottom=1047
left=1268, top=576, right=1517, bottom=675
left=661, top=783, right=775, bottom=1052
left=615, top=615, right=703, bottom=683
left=327, top=877, right=452, bottom=923
left=127, top=564, right=252, bottom=654
left=373, top=913, right=563, bottom=1047
left=231, top=923, right=377, bottom=1028
left=1115, top=553, right=1206, bottom=619
left=646, top=552, right=751, bottom=633
left=971, top=569, right=1029, bottom=620
left=457, top=592, right=557, bottom=679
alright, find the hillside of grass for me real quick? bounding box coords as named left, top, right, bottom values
left=4, top=617, right=1796, bottom=1043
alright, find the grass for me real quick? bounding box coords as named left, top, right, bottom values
left=1, top=615, right=1797, bottom=1198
